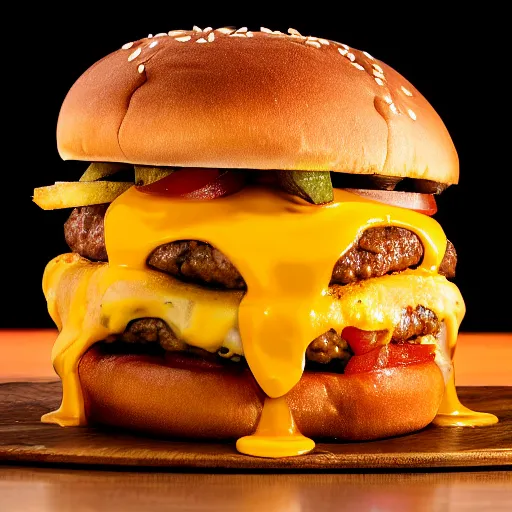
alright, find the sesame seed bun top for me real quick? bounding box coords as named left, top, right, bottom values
left=57, top=26, right=459, bottom=185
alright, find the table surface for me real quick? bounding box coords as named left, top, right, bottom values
left=0, top=329, right=511, bottom=511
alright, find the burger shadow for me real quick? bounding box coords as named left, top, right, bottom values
left=314, top=418, right=505, bottom=460
left=83, top=419, right=486, bottom=467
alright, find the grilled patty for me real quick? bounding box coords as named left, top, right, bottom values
left=64, top=205, right=457, bottom=288
left=107, top=302, right=441, bottom=371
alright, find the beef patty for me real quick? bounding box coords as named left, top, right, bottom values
left=105, top=302, right=441, bottom=371
left=64, top=204, right=457, bottom=289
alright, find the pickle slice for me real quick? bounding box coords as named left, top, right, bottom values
left=135, top=166, right=174, bottom=186
left=33, top=181, right=133, bottom=210
left=277, top=170, right=333, bottom=204
left=79, top=162, right=132, bottom=182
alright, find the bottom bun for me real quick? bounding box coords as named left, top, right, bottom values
left=79, top=344, right=445, bottom=441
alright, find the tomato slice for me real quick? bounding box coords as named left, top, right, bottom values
left=136, top=168, right=246, bottom=200
left=343, top=188, right=437, bottom=216
left=344, top=343, right=436, bottom=375
left=342, top=326, right=389, bottom=355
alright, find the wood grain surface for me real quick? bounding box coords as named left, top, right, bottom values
left=0, top=382, right=510, bottom=470
left=1, top=466, right=511, bottom=512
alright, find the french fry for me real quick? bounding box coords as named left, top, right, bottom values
left=79, top=162, right=132, bottom=182
left=135, top=165, right=173, bottom=186
left=33, top=181, right=133, bottom=210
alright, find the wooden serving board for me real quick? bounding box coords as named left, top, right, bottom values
left=0, top=382, right=510, bottom=470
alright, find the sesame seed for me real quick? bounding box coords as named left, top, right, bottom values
left=207, top=32, right=215, bottom=42
left=230, top=33, right=246, bottom=37
left=373, top=70, right=385, bottom=79
left=346, top=52, right=355, bottom=62
left=204, top=27, right=213, bottom=33
left=246, top=31, right=254, bottom=37
left=121, top=41, right=134, bottom=50
left=306, top=40, right=321, bottom=48
left=352, top=62, right=365, bottom=71
left=236, top=27, right=248, bottom=33
left=384, top=95, right=393, bottom=104
left=407, top=108, right=417, bottom=120
left=261, top=27, right=272, bottom=33
left=338, top=48, right=348, bottom=56
left=175, top=36, right=192, bottom=42
left=128, top=47, right=142, bottom=61
left=288, top=28, right=302, bottom=36
left=149, top=41, right=158, bottom=48
left=168, top=30, right=185, bottom=36
left=401, top=86, right=413, bottom=96
left=147, top=34, right=153, bottom=38
left=138, top=64, right=145, bottom=73
left=318, top=38, right=330, bottom=45
left=372, top=63, right=384, bottom=73
left=217, top=27, right=235, bottom=34
left=154, top=32, right=167, bottom=37
left=340, top=43, right=350, bottom=50
left=374, top=77, right=385, bottom=86
left=193, top=25, right=202, bottom=32
left=390, top=103, right=399, bottom=114
left=363, top=51, right=374, bottom=60
left=196, top=37, right=207, bottom=43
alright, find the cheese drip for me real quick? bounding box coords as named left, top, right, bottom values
left=41, top=186, right=488, bottom=456
left=236, top=396, right=315, bottom=458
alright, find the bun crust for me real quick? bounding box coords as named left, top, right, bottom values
left=57, top=28, right=458, bottom=184
left=79, top=345, right=445, bottom=441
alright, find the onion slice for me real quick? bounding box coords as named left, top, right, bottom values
left=342, top=188, right=437, bottom=215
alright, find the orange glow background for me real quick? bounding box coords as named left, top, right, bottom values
left=0, top=329, right=510, bottom=385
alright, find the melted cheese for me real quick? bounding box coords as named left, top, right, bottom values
left=41, top=186, right=495, bottom=456
left=236, top=396, right=315, bottom=457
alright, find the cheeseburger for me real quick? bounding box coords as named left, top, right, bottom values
left=33, top=26, right=497, bottom=458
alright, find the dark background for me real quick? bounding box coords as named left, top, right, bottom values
left=3, top=9, right=509, bottom=332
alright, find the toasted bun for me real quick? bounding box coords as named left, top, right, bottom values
left=79, top=345, right=445, bottom=441
left=57, top=27, right=458, bottom=185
